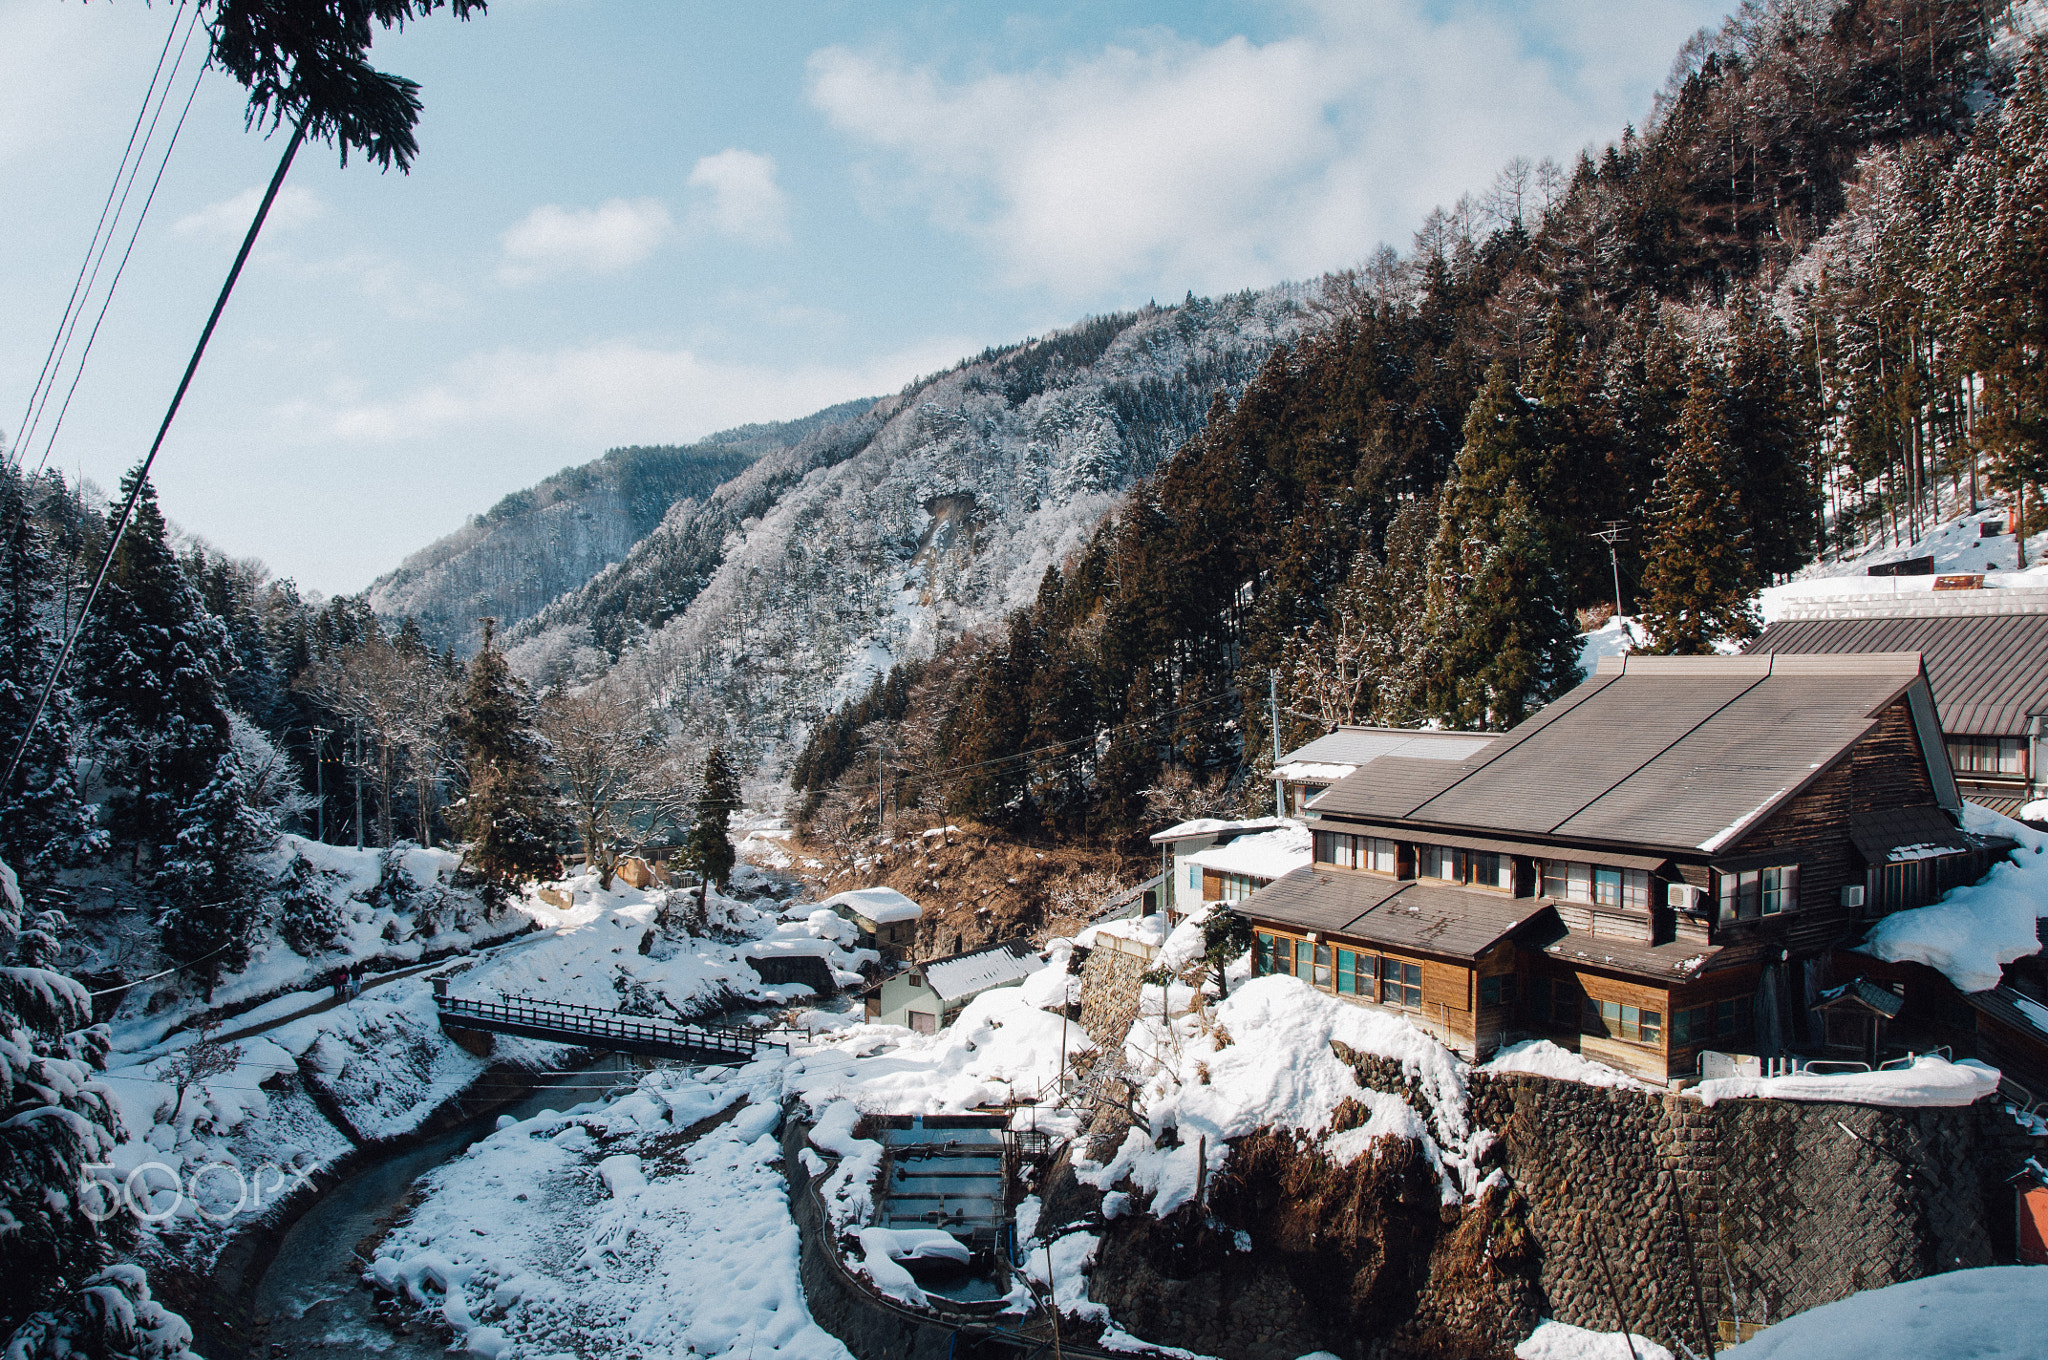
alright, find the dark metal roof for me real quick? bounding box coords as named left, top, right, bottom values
left=1242, top=866, right=1544, bottom=959
left=1748, top=613, right=2048, bottom=737
left=1311, top=653, right=1940, bottom=854
left=1281, top=726, right=1496, bottom=767
left=1847, top=806, right=1976, bottom=862
left=1518, top=916, right=1729, bottom=984
left=1816, top=977, right=1906, bottom=1019
left=1964, top=985, right=2048, bottom=1034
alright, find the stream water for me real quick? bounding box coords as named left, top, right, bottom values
left=247, top=1053, right=640, bottom=1357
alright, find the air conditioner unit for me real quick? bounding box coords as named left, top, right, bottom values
left=1840, top=884, right=1866, bottom=909
left=1667, top=883, right=1706, bottom=913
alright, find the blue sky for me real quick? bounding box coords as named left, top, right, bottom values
left=1, top=0, right=1731, bottom=594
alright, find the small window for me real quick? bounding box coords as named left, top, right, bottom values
left=1335, top=948, right=1378, bottom=996
left=1312, top=941, right=1333, bottom=989
left=1336, top=948, right=1356, bottom=993
left=1585, top=998, right=1662, bottom=1047
left=1593, top=867, right=1623, bottom=907
left=1622, top=869, right=1650, bottom=910
left=1761, top=865, right=1798, bottom=915
left=1422, top=845, right=1462, bottom=882
left=1543, top=861, right=1594, bottom=903
left=1364, top=837, right=1398, bottom=874
left=1479, top=974, right=1517, bottom=1007
left=1382, top=961, right=1422, bottom=1008
left=1469, top=852, right=1510, bottom=892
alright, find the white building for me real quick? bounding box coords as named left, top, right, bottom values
left=1149, top=817, right=1311, bottom=922
left=867, top=940, right=1046, bottom=1033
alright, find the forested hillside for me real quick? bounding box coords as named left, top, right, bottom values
left=366, top=403, right=869, bottom=654
left=503, top=290, right=1312, bottom=767
left=791, top=0, right=2048, bottom=838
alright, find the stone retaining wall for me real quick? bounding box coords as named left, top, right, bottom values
left=1076, top=944, right=1151, bottom=1046
left=1083, top=1059, right=2045, bottom=1359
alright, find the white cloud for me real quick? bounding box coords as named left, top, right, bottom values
left=805, top=0, right=1724, bottom=297
left=497, top=197, right=674, bottom=283
left=274, top=335, right=969, bottom=451
left=687, top=149, right=790, bottom=242
left=173, top=185, right=324, bottom=239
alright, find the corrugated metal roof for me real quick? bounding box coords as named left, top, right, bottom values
left=1243, top=866, right=1543, bottom=959
left=1748, top=614, right=2048, bottom=736
left=1312, top=653, right=1933, bottom=853
left=1281, top=726, right=1497, bottom=767
left=920, top=939, right=1044, bottom=1002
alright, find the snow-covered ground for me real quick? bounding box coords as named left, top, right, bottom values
left=1717, top=1265, right=2048, bottom=1359
left=316, top=889, right=2039, bottom=1359
left=88, top=859, right=864, bottom=1273
left=1760, top=506, right=2048, bottom=623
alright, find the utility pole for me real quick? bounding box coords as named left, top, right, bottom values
left=1269, top=670, right=1285, bottom=818
left=312, top=726, right=331, bottom=843
left=353, top=726, right=364, bottom=852
left=1593, top=522, right=1628, bottom=624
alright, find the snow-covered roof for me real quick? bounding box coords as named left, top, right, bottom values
left=1274, top=760, right=1359, bottom=783
left=824, top=886, right=924, bottom=925
left=918, top=940, right=1045, bottom=1002
left=1185, top=821, right=1312, bottom=882
left=1279, top=726, right=1495, bottom=769
left=1149, top=816, right=1287, bottom=845
left=1857, top=802, right=2045, bottom=992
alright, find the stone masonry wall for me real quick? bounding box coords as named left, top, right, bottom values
left=1084, top=1058, right=2044, bottom=1359
left=1076, top=944, right=1151, bottom=1047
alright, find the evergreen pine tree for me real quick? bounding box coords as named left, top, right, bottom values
left=448, top=620, right=560, bottom=885
left=0, top=860, right=135, bottom=1338
left=0, top=471, right=100, bottom=874
left=153, top=757, right=269, bottom=992
left=1639, top=356, right=1762, bottom=653
left=1423, top=366, right=1582, bottom=729
left=685, top=747, right=740, bottom=888
left=74, top=467, right=234, bottom=858
left=1725, top=298, right=1819, bottom=579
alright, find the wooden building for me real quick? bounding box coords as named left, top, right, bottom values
left=1747, top=591, right=2048, bottom=819
left=1236, top=653, right=2016, bottom=1082
left=823, top=886, right=925, bottom=961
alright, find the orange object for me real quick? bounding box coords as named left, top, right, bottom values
left=2021, top=1185, right=2048, bottom=1265
left=1933, top=574, right=1986, bottom=590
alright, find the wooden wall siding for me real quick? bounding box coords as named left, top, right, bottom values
left=1849, top=699, right=1939, bottom=811
left=1581, top=1034, right=1666, bottom=1080
left=1203, top=870, right=1220, bottom=901
left=1423, top=960, right=1472, bottom=1015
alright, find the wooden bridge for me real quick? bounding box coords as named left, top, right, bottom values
left=434, top=987, right=793, bottom=1064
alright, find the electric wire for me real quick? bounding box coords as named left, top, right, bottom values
left=1, top=113, right=310, bottom=796
left=26, top=54, right=210, bottom=482
left=14, top=0, right=205, bottom=468
left=9, top=0, right=193, bottom=465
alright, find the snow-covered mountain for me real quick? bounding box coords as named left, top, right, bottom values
left=367, top=402, right=871, bottom=653
left=479, top=288, right=1313, bottom=782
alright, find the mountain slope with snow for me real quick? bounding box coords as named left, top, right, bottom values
left=503, top=289, right=1312, bottom=777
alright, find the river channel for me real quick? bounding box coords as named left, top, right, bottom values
left=248, top=1052, right=640, bottom=1357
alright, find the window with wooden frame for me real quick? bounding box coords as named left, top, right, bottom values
left=1420, top=844, right=1463, bottom=883
left=1527, top=975, right=1581, bottom=1028
left=1671, top=994, right=1752, bottom=1047
left=1314, top=832, right=1398, bottom=874
left=1380, top=960, right=1422, bottom=1008
left=1947, top=736, right=2026, bottom=776
left=1478, top=974, right=1517, bottom=1007
left=1255, top=932, right=1301, bottom=977
left=1335, top=948, right=1378, bottom=996
left=1214, top=871, right=1265, bottom=902
left=1718, top=865, right=1798, bottom=920
left=1583, top=996, right=1662, bottom=1046
left=1311, top=940, right=1334, bottom=988
left=1541, top=860, right=1594, bottom=903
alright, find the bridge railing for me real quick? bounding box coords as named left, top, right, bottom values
left=436, top=993, right=794, bottom=1059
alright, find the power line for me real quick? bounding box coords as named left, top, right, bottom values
left=9, top=0, right=195, bottom=466
left=26, top=53, right=210, bottom=481
left=2, top=113, right=310, bottom=795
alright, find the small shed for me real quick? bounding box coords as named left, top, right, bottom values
left=1814, top=976, right=1905, bottom=1066
left=824, top=886, right=925, bottom=958
left=868, top=940, right=1045, bottom=1033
